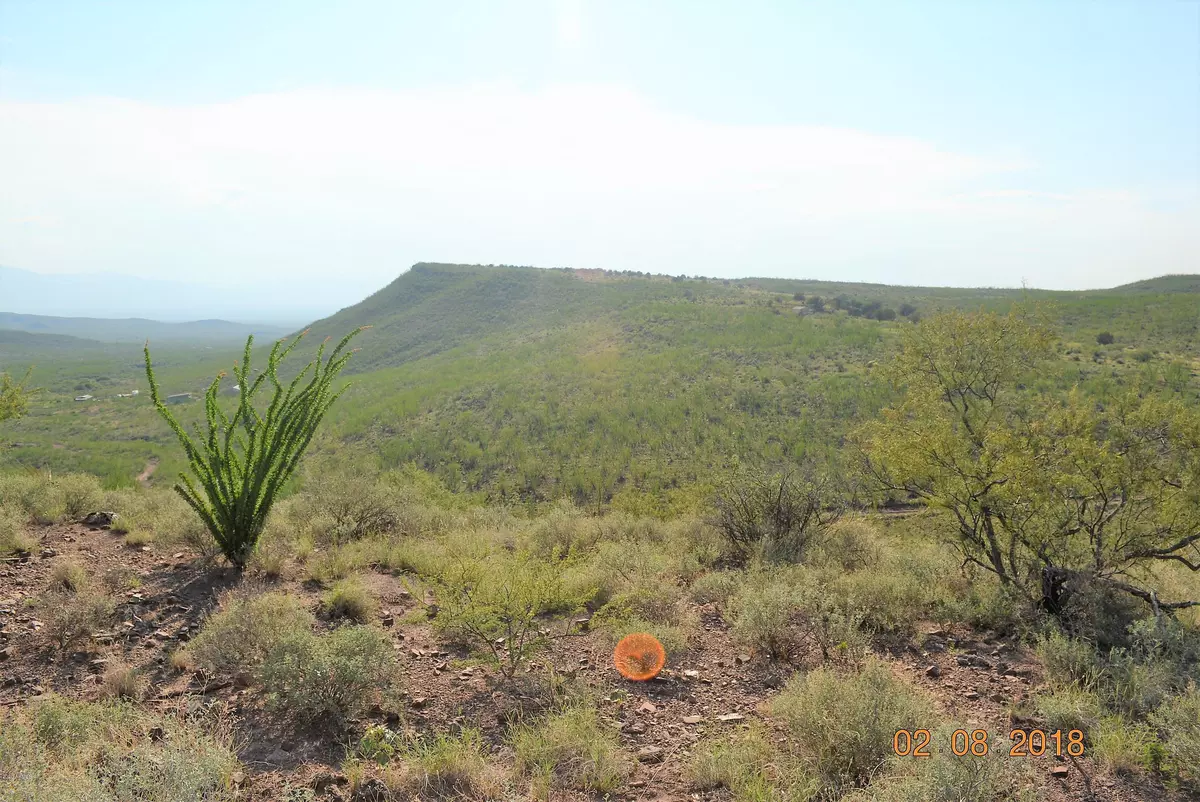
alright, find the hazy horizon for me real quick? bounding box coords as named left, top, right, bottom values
left=2, top=1, right=1197, bottom=301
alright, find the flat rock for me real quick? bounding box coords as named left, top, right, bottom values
left=1050, top=765, right=1069, bottom=778
left=924, top=664, right=940, bottom=678
left=636, top=745, right=665, bottom=763
left=717, top=713, right=745, bottom=723
left=682, top=716, right=703, bottom=724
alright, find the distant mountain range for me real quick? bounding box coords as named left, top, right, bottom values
left=0, top=265, right=332, bottom=325
left=0, top=312, right=291, bottom=344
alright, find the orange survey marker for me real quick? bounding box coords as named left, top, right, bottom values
left=613, top=633, right=666, bottom=681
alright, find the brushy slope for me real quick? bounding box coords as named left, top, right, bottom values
left=1, top=264, right=1197, bottom=500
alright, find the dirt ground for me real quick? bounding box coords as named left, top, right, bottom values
left=0, top=521, right=1189, bottom=801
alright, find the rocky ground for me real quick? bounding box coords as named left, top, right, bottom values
left=0, top=520, right=1188, bottom=801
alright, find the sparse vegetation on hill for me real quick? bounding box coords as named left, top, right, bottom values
left=1, top=266, right=1199, bottom=800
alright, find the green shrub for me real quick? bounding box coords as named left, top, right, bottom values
left=1149, top=683, right=1200, bottom=786
left=322, top=577, right=378, bottom=623
left=730, top=570, right=801, bottom=659
left=50, top=560, right=89, bottom=593
left=1034, top=686, right=1105, bottom=733
left=769, top=659, right=933, bottom=796
left=810, top=518, right=881, bottom=572
left=511, top=705, right=630, bottom=794
left=688, top=725, right=815, bottom=801
left=382, top=728, right=503, bottom=799
left=305, top=468, right=400, bottom=544
left=0, top=472, right=63, bottom=524
left=258, top=625, right=395, bottom=723
left=1036, top=632, right=1104, bottom=692
left=432, top=552, right=584, bottom=679
left=1093, top=716, right=1159, bottom=775
left=357, top=724, right=403, bottom=765
left=145, top=328, right=363, bottom=568
left=0, top=504, right=35, bottom=555
left=843, top=726, right=1034, bottom=801
left=55, top=473, right=103, bottom=521
left=186, top=592, right=314, bottom=675
left=1, top=696, right=239, bottom=802
left=41, top=590, right=115, bottom=651
left=711, top=468, right=842, bottom=565
left=688, top=570, right=743, bottom=607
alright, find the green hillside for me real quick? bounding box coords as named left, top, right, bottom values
left=2, top=264, right=1197, bottom=502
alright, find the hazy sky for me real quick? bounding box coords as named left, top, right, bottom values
left=1, top=0, right=1197, bottom=300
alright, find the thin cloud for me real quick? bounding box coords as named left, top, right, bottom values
left=0, top=84, right=1193, bottom=290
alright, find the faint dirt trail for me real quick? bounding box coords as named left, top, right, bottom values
left=136, top=458, right=159, bottom=486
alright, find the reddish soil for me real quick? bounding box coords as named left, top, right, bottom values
left=0, top=522, right=1188, bottom=801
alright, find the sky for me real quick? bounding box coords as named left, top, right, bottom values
left=1, top=0, right=1198, bottom=307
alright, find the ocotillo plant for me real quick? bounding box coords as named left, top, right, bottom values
left=144, top=327, right=366, bottom=568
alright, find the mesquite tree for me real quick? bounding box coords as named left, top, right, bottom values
left=145, top=328, right=365, bottom=567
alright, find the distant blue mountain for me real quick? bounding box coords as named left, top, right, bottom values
left=0, top=265, right=331, bottom=325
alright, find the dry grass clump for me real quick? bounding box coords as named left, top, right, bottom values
left=770, top=659, right=933, bottom=797
left=1, top=694, right=239, bottom=801
left=185, top=591, right=313, bottom=675
left=511, top=705, right=630, bottom=794
left=101, top=664, right=147, bottom=701
left=322, top=576, right=379, bottom=623
left=0, top=504, right=35, bottom=555
left=41, top=589, right=116, bottom=651
left=372, top=727, right=507, bottom=799
left=50, top=559, right=89, bottom=593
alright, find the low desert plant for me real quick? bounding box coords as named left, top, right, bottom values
left=257, top=625, right=395, bottom=723
left=2, top=695, right=240, bottom=802
left=511, top=705, right=630, bottom=794
left=322, top=577, right=378, bottom=623
left=50, top=560, right=89, bottom=593
left=687, top=725, right=813, bottom=800
left=186, top=592, right=314, bottom=676
left=382, top=728, right=503, bottom=799
left=101, top=664, right=147, bottom=701
left=1149, top=683, right=1200, bottom=787
left=0, top=504, right=35, bottom=555
left=431, top=552, right=583, bottom=679
left=41, top=589, right=115, bottom=651
left=711, top=467, right=842, bottom=565
left=1092, top=716, right=1159, bottom=775
left=770, top=659, right=933, bottom=796
left=145, top=328, right=364, bottom=568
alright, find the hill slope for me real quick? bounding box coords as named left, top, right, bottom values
left=3, top=264, right=1197, bottom=500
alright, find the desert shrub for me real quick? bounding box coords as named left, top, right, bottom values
left=825, top=563, right=932, bottom=640
left=104, top=487, right=215, bottom=555
left=50, top=560, right=89, bottom=593
left=711, top=468, right=842, bottom=565
left=1093, top=716, right=1159, bottom=775
left=688, top=570, right=743, bottom=607
left=304, top=468, right=400, bottom=544
left=101, top=664, right=146, bottom=701
left=729, top=570, right=870, bottom=665
left=145, top=329, right=363, bottom=568
left=1097, top=331, right=1115, bottom=345
left=1133, top=349, right=1154, bottom=363
left=1149, top=683, right=1200, bottom=786
left=523, top=500, right=597, bottom=559
left=322, top=576, right=378, bottom=623
left=0, top=471, right=63, bottom=524
left=186, top=592, right=313, bottom=675
left=937, top=577, right=1029, bottom=636
left=41, top=589, right=115, bottom=651
left=56, top=473, right=103, bottom=521
left=810, top=518, right=881, bottom=572
left=0, top=503, right=35, bottom=555
left=1058, top=578, right=1143, bottom=651
left=1, top=695, right=239, bottom=802
left=688, top=725, right=815, bottom=800
left=511, top=705, right=630, bottom=794
left=1037, top=632, right=1104, bottom=692
left=257, top=625, right=395, bottom=723
left=770, top=659, right=933, bottom=796
left=431, top=552, right=585, bottom=679
left=843, top=726, right=1034, bottom=801
left=382, top=728, right=504, bottom=799
left=730, top=570, right=802, bottom=659
left=1034, top=686, right=1105, bottom=733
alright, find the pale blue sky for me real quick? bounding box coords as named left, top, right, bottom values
left=1, top=0, right=1197, bottom=302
